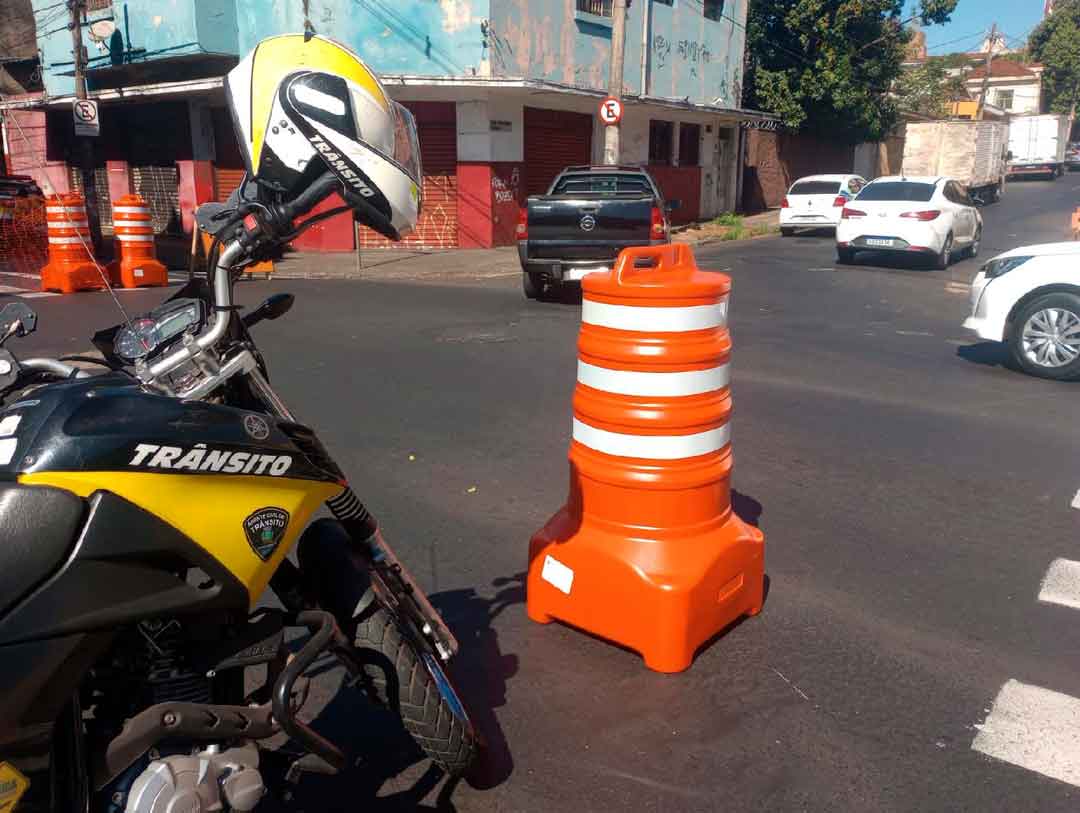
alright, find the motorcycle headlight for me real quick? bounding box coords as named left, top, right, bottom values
left=982, top=256, right=1033, bottom=279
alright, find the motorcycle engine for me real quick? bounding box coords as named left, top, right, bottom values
left=124, top=745, right=264, bottom=813
left=91, top=617, right=259, bottom=812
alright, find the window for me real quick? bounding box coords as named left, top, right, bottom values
left=789, top=180, right=840, bottom=196
left=846, top=178, right=865, bottom=195
left=704, top=0, right=724, bottom=21
left=87, top=0, right=112, bottom=9
left=649, top=120, right=674, bottom=165
left=678, top=123, right=701, bottom=166
left=552, top=174, right=653, bottom=194
left=655, top=0, right=674, bottom=5
left=855, top=181, right=936, bottom=202
left=576, top=0, right=612, bottom=16
left=993, top=89, right=1014, bottom=110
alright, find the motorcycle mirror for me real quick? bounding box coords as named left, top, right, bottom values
left=242, top=293, right=294, bottom=329
left=0, top=302, right=37, bottom=343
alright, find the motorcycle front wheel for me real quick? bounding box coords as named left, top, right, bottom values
left=353, top=604, right=478, bottom=777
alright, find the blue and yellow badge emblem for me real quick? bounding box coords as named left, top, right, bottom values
left=0, top=762, right=29, bottom=811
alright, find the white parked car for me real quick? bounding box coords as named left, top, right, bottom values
left=963, top=241, right=1080, bottom=380
left=780, top=174, right=866, bottom=235
left=835, top=176, right=982, bottom=269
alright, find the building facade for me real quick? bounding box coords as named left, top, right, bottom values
left=3, top=0, right=769, bottom=250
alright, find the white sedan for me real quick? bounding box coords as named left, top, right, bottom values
left=835, top=175, right=982, bottom=269
left=964, top=241, right=1080, bottom=380
left=780, top=174, right=866, bottom=235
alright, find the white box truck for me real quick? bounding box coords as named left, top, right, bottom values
left=1007, top=114, right=1071, bottom=179
left=901, top=120, right=1010, bottom=203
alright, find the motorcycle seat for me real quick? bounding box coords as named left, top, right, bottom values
left=0, top=485, right=84, bottom=617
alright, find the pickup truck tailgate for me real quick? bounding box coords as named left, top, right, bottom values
left=526, top=195, right=654, bottom=260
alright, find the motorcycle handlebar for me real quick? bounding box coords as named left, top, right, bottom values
left=278, top=172, right=341, bottom=223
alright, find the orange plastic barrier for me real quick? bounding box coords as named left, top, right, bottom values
left=106, top=194, right=167, bottom=288
left=1071, top=207, right=1080, bottom=239
left=527, top=243, right=765, bottom=673
left=40, top=194, right=106, bottom=294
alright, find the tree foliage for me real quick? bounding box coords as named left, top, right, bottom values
left=1029, top=0, right=1080, bottom=115
left=744, top=0, right=959, bottom=143
left=893, top=59, right=969, bottom=119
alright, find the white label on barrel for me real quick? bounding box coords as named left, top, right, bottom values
left=541, top=555, right=574, bottom=595
left=134, top=268, right=144, bottom=277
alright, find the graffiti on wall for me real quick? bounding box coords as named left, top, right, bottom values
left=652, top=34, right=672, bottom=68
left=491, top=166, right=521, bottom=204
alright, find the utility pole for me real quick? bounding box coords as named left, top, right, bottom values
left=975, top=22, right=998, bottom=121
left=68, top=0, right=103, bottom=253
left=603, top=0, right=628, bottom=165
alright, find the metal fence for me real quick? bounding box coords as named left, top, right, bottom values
left=576, top=0, right=612, bottom=16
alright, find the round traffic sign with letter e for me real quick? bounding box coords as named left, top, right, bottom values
left=599, top=97, right=622, bottom=126
left=74, top=100, right=97, bottom=123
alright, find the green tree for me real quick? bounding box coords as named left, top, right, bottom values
left=894, top=59, right=969, bottom=118
left=744, top=0, right=959, bottom=143
left=1029, top=0, right=1080, bottom=116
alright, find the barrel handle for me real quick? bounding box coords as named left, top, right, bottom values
left=613, top=243, right=692, bottom=286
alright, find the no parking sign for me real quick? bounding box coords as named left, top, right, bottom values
left=599, top=97, right=623, bottom=126
left=73, top=99, right=99, bottom=137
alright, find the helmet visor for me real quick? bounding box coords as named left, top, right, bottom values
left=390, top=103, right=423, bottom=189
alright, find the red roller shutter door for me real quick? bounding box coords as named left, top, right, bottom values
left=523, top=108, right=594, bottom=196
left=360, top=102, right=458, bottom=248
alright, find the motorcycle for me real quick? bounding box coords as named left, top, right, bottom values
left=0, top=172, right=477, bottom=812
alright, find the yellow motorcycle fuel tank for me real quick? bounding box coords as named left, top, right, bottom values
left=4, top=374, right=343, bottom=604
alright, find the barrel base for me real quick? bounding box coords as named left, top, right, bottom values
left=106, top=257, right=167, bottom=288
left=40, top=262, right=107, bottom=294
left=527, top=507, right=765, bottom=673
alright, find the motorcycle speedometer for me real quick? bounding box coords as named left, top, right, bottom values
left=114, top=318, right=162, bottom=362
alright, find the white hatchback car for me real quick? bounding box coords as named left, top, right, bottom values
left=835, top=176, right=982, bottom=269
left=780, top=174, right=866, bottom=235
left=964, top=241, right=1080, bottom=380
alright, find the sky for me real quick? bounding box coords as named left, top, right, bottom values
left=910, top=0, right=1048, bottom=55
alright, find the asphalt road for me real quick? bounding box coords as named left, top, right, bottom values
left=7, top=174, right=1080, bottom=811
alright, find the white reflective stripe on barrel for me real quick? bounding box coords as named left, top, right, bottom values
left=577, top=360, right=729, bottom=397
left=47, top=219, right=88, bottom=228
left=48, top=236, right=90, bottom=245
left=571, top=417, right=730, bottom=460
left=46, top=206, right=87, bottom=214
left=112, top=219, right=152, bottom=227
left=112, top=206, right=151, bottom=214
left=115, top=233, right=155, bottom=242
left=581, top=298, right=727, bottom=332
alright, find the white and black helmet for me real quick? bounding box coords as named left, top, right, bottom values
left=224, top=33, right=421, bottom=240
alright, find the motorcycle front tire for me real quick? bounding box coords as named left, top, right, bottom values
left=353, top=603, right=478, bottom=777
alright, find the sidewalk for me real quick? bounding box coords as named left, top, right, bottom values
left=673, top=209, right=781, bottom=245
left=272, top=246, right=520, bottom=281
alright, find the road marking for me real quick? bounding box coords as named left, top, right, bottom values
left=973, top=679, right=1080, bottom=787
left=895, top=330, right=933, bottom=337
left=807, top=267, right=835, bottom=272
left=1039, top=559, right=1080, bottom=609
left=1071, top=489, right=1080, bottom=510
left=945, top=282, right=970, bottom=295
left=0, top=285, right=27, bottom=294
left=18, top=292, right=60, bottom=298
left=944, top=338, right=969, bottom=346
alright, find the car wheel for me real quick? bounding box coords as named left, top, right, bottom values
left=966, top=227, right=981, bottom=259
left=523, top=272, right=544, bottom=300
left=933, top=233, right=953, bottom=270
left=836, top=247, right=855, bottom=265
left=1008, top=293, right=1080, bottom=380
left=781, top=227, right=795, bottom=237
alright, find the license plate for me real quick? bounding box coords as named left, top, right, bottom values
left=866, top=238, right=894, bottom=247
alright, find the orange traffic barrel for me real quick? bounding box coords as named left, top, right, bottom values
left=40, top=193, right=107, bottom=294
left=527, top=243, right=765, bottom=673
left=106, top=194, right=166, bottom=288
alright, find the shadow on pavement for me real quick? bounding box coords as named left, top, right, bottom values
left=956, top=341, right=1012, bottom=369
left=265, top=575, right=523, bottom=810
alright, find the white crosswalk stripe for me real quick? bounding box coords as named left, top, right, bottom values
left=972, top=555, right=1080, bottom=787
left=973, top=680, right=1080, bottom=787
left=1038, top=559, right=1080, bottom=610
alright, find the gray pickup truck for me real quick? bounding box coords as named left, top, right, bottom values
left=517, top=166, right=675, bottom=299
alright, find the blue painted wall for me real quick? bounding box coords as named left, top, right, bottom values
left=34, top=0, right=239, bottom=97
left=486, top=0, right=746, bottom=107
left=233, top=0, right=488, bottom=77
